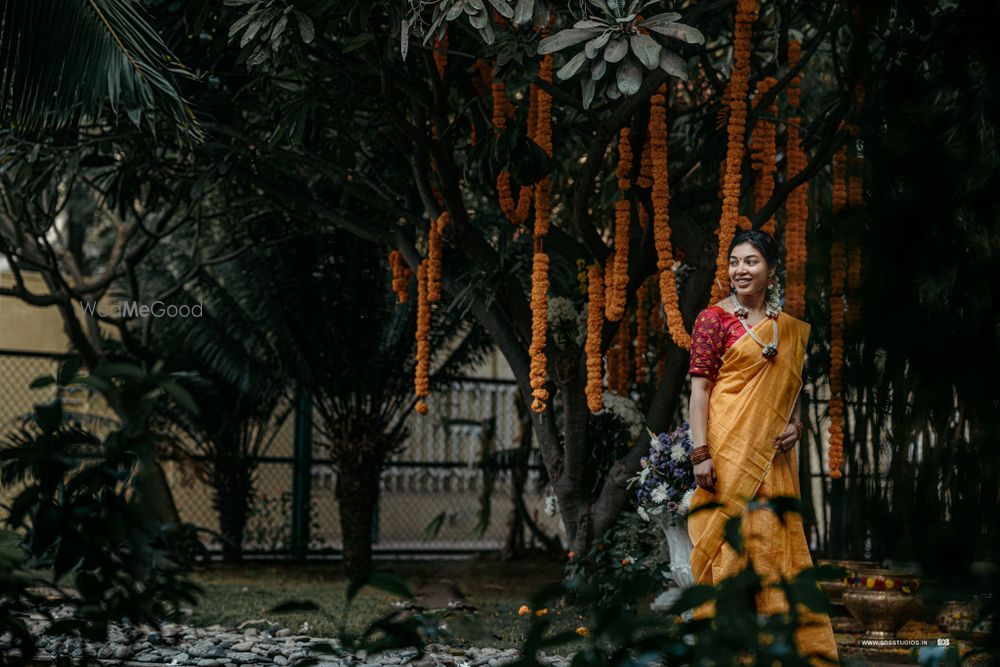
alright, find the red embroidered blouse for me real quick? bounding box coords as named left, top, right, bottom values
left=688, top=305, right=750, bottom=382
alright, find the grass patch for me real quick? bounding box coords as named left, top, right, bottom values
left=184, top=557, right=637, bottom=649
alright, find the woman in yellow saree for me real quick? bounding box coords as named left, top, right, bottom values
left=685, top=230, right=839, bottom=664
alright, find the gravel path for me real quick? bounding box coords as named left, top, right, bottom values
left=2, top=618, right=576, bottom=667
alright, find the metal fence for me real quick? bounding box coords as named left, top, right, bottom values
left=0, top=349, right=564, bottom=558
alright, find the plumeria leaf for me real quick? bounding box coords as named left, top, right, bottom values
left=640, top=11, right=682, bottom=27
left=604, top=37, right=628, bottom=63
left=591, top=57, right=607, bottom=80
left=574, top=19, right=605, bottom=29
left=658, top=50, right=687, bottom=79
left=644, top=22, right=705, bottom=45
left=585, top=31, right=612, bottom=58
left=557, top=50, right=590, bottom=80
left=629, top=33, right=661, bottom=69
left=582, top=77, right=596, bottom=109
left=537, top=27, right=605, bottom=54
left=513, top=0, right=534, bottom=26
left=485, top=0, right=515, bottom=18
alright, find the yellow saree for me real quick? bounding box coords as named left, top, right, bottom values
left=686, top=311, right=838, bottom=664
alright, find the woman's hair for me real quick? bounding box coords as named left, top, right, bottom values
left=728, top=229, right=779, bottom=268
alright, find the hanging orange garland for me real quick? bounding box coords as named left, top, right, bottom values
left=606, top=127, right=633, bottom=322
left=493, top=77, right=534, bottom=227
left=634, top=280, right=650, bottom=385
left=828, top=145, right=848, bottom=478
left=585, top=263, right=605, bottom=413
left=433, top=31, right=448, bottom=79
left=750, top=76, right=778, bottom=234
left=846, top=129, right=864, bottom=329
left=784, top=39, right=809, bottom=319
left=528, top=53, right=555, bottom=414
left=649, top=85, right=691, bottom=349
left=415, top=260, right=431, bottom=415
left=614, top=314, right=632, bottom=395
left=637, top=131, right=654, bottom=189
left=389, top=250, right=412, bottom=304
left=427, top=211, right=448, bottom=303
left=711, top=0, right=759, bottom=303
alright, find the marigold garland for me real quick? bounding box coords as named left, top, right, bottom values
left=711, top=0, right=759, bottom=303
left=847, top=140, right=864, bottom=329
left=750, top=76, right=778, bottom=234
left=784, top=39, right=809, bottom=319
left=613, top=314, right=632, bottom=395
left=649, top=85, right=691, bottom=349
left=427, top=211, right=449, bottom=303
left=389, top=249, right=413, bottom=304
left=585, top=263, right=605, bottom=412
left=606, top=127, right=633, bottom=322
left=529, top=248, right=551, bottom=413
left=828, top=145, right=848, bottom=478
left=493, top=76, right=533, bottom=227
left=433, top=32, right=448, bottom=79
left=634, top=280, right=650, bottom=385
left=637, top=132, right=654, bottom=189
left=527, top=53, right=555, bottom=414
left=415, top=260, right=431, bottom=415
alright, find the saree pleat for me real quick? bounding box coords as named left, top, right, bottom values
left=686, top=311, right=838, bottom=665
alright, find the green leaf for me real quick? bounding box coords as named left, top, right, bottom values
left=640, top=12, right=682, bottom=27
left=585, top=31, right=611, bottom=59
left=603, top=37, right=628, bottom=63
left=29, top=375, right=56, bottom=389
left=57, top=358, right=83, bottom=386
left=644, top=22, right=705, bottom=45
left=537, top=28, right=605, bottom=55
left=485, top=0, right=515, bottom=19
left=658, top=50, right=687, bottom=79
left=616, top=59, right=642, bottom=95
left=161, top=379, right=200, bottom=415
left=341, top=33, right=374, bottom=53
left=35, top=400, right=64, bottom=432
left=295, top=13, right=315, bottom=44
left=556, top=50, right=589, bottom=80
left=591, top=57, right=607, bottom=81
left=582, top=77, right=596, bottom=109
left=347, top=567, right=413, bottom=602
left=629, top=33, right=661, bottom=69
left=513, top=0, right=534, bottom=26
left=93, top=361, right=145, bottom=379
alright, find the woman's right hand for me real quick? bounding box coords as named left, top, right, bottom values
left=694, top=458, right=717, bottom=493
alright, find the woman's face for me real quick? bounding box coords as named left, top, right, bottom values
left=728, top=242, right=771, bottom=298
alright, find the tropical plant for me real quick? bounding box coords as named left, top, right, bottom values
left=537, top=2, right=703, bottom=107
left=0, top=359, right=204, bottom=661
left=0, top=0, right=196, bottom=135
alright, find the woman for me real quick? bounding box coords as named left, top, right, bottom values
left=685, top=230, right=838, bottom=664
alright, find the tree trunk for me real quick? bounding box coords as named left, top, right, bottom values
left=335, top=456, right=382, bottom=577
left=212, top=455, right=253, bottom=564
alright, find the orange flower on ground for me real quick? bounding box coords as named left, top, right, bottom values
left=518, top=605, right=531, bottom=616
left=575, top=627, right=589, bottom=637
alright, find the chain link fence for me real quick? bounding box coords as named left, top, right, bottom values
left=0, top=349, right=564, bottom=558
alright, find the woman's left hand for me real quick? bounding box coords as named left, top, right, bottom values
left=774, top=423, right=800, bottom=453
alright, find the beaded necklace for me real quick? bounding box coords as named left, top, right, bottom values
left=730, top=294, right=780, bottom=360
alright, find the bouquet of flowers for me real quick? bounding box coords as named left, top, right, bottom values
left=628, top=422, right=697, bottom=523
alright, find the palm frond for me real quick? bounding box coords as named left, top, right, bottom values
left=0, top=0, right=197, bottom=136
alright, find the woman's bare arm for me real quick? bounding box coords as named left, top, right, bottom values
left=690, top=376, right=717, bottom=492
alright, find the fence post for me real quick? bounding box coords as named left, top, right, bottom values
left=291, top=386, right=313, bottom=560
